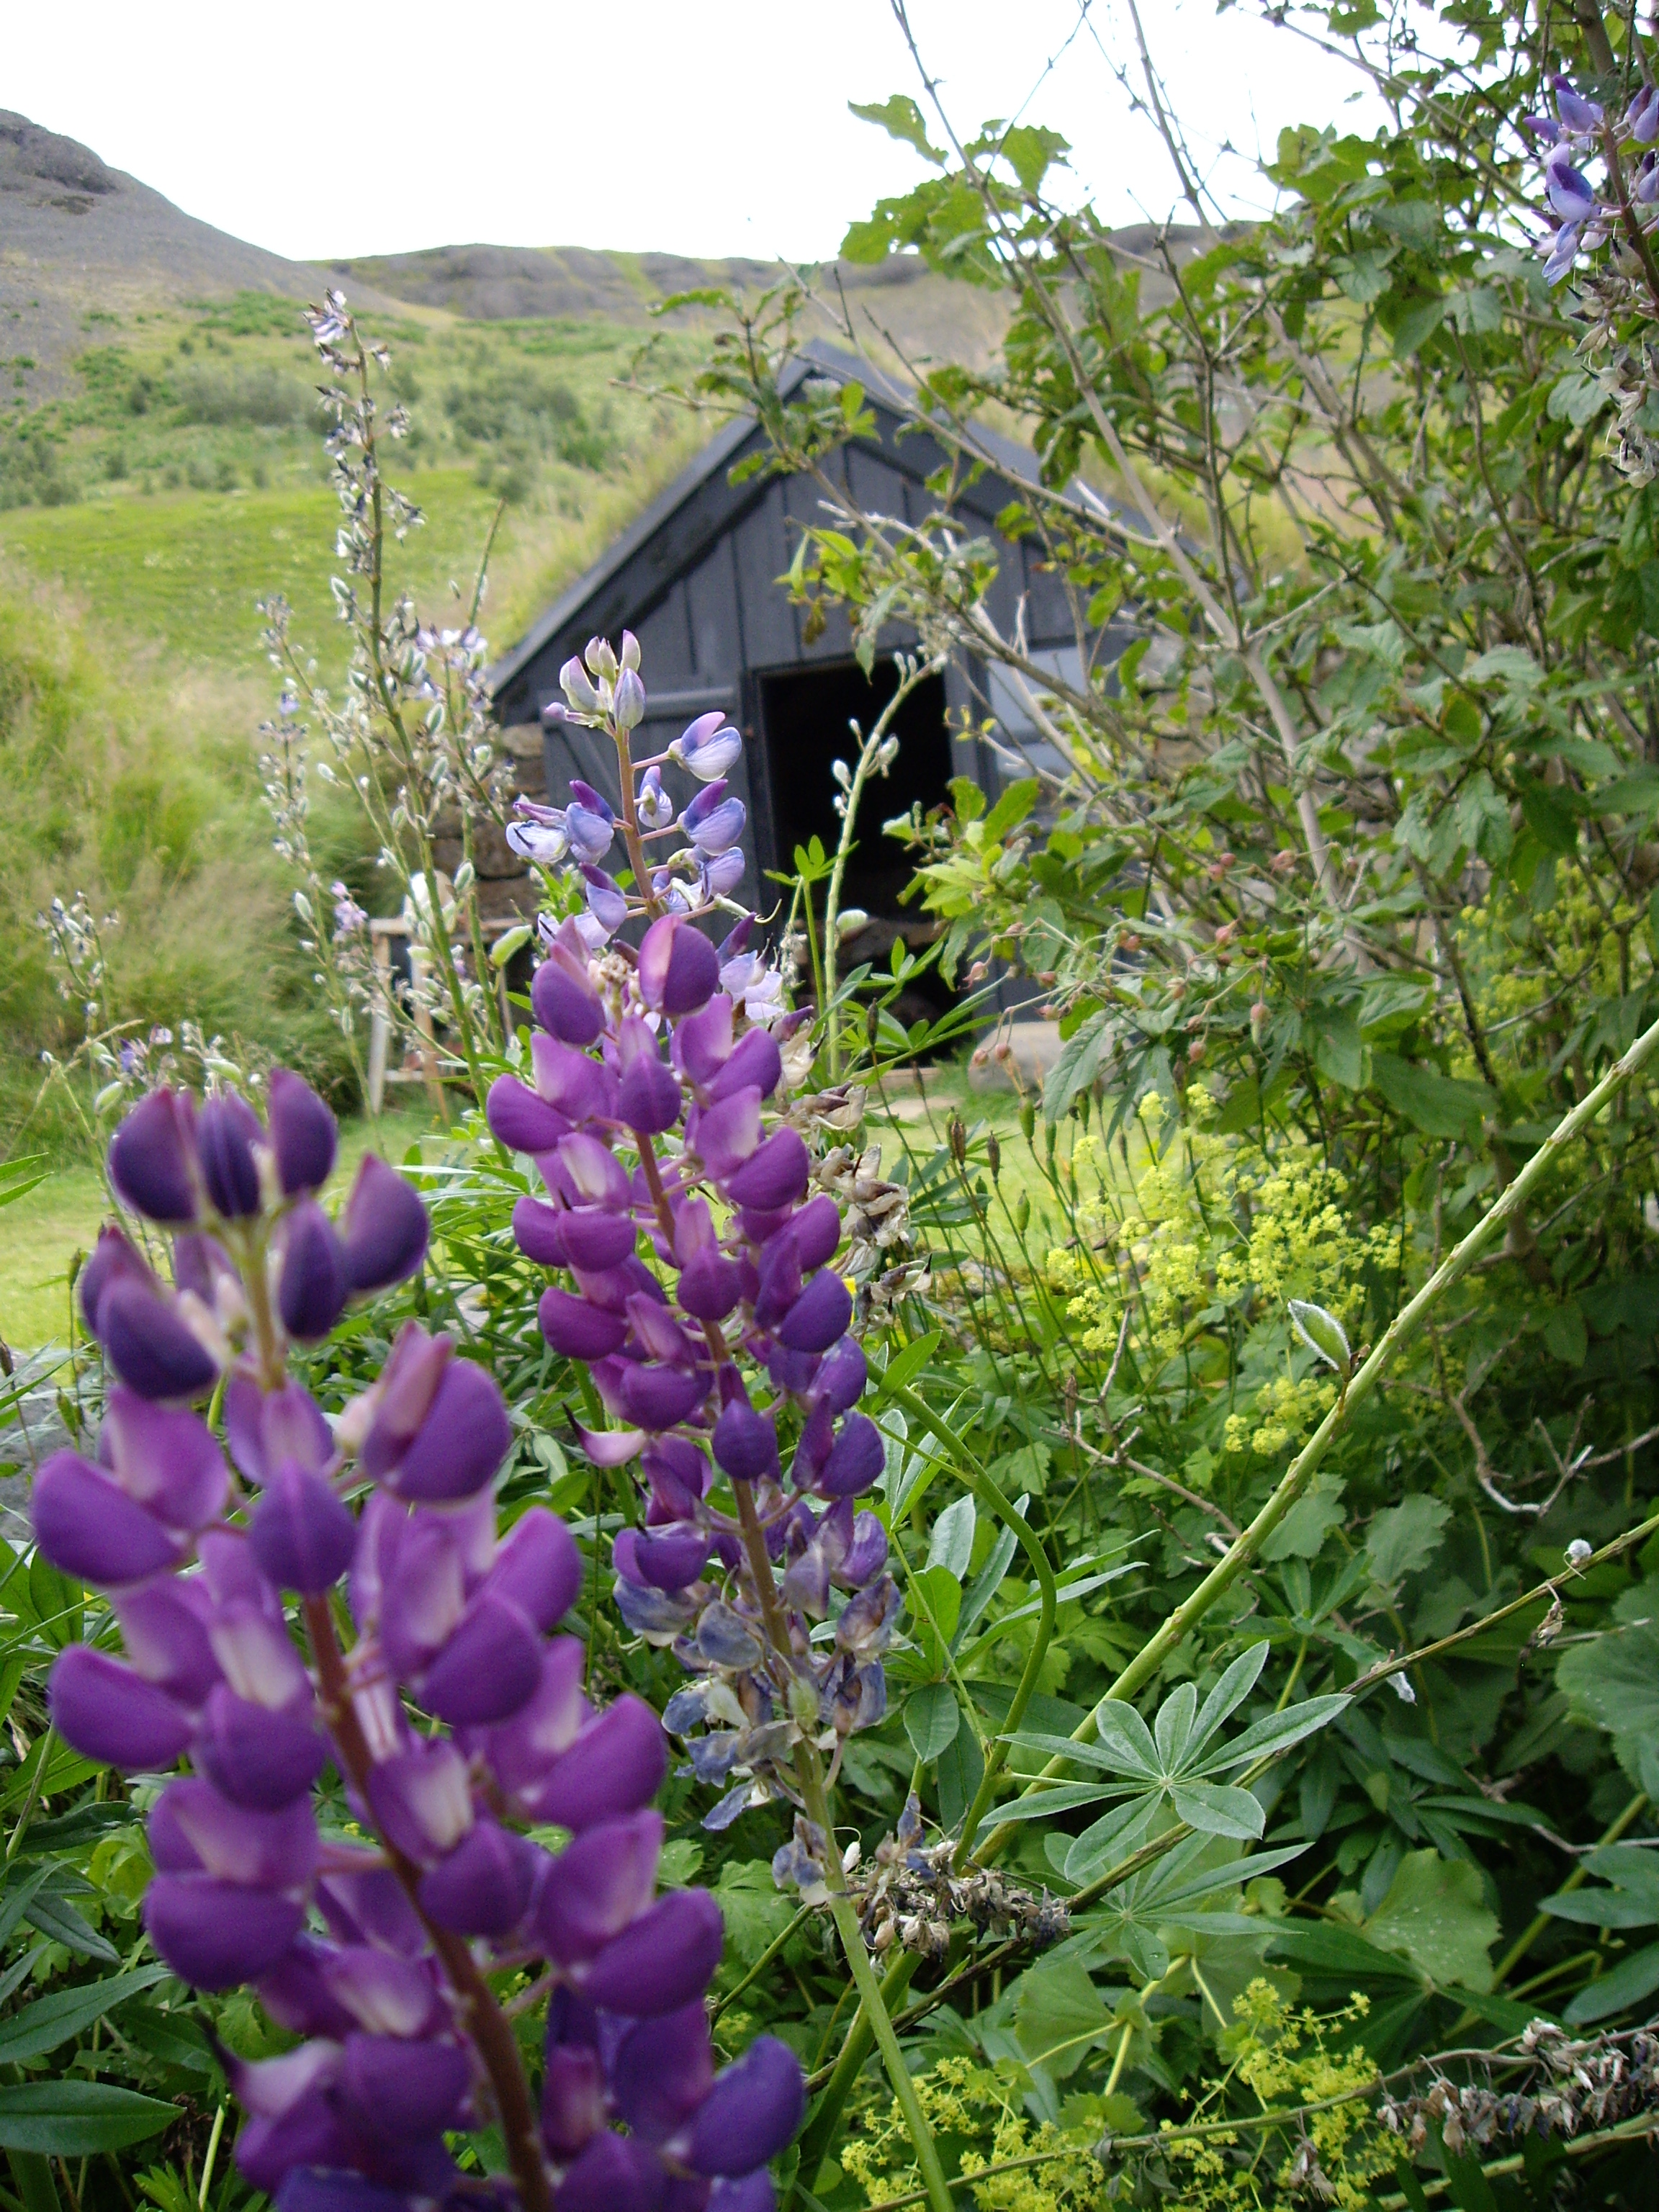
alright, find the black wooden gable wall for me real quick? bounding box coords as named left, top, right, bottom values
left=487, top=343, right=1104, bottom=904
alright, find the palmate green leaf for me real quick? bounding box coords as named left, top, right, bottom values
left=1002, top=1727, right=1151, bottom=1781
left=1169, top=1781, right=1264, bottom=1840
left=1152, top=1683, right=1198, bottom=1772
left=0, top=2083, right=176, bottom=2155
left=1063, top=1799, right=1161, bottom=1884
left=1185, top=1642, right=1271, bottom=1763
left=977, top=1780, right=1120, bottom=1827
left=1193, top=1694, right=1349, bottom=1776
left=1014, top=1958, right=1112, bottom=2081
left=1362, top=1851, right=1499, bottom=1993
left=0, top=1965, right=168, bottom=2065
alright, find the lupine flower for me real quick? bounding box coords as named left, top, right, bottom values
left=670, top=712, right=745, bottom=783
left=38, top=1073, right=803, bottom=2212
left=1554, top=76, right=1604, bottom=138
left=495, top=638, right=902, bottom=1848
left=679, top=780, right=747, bottom=858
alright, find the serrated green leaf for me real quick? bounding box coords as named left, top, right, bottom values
left=1014, top=1958, right=1110, bottom=2079
left=1362, top=1851, right=1498, bottom=1992
left=848, top=96, right=945, bottom=165
left=1366, top=1495, right=1452, bottom=1586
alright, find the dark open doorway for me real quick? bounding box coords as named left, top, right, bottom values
left=755, top=658, right=955, bottom=1025
left=757, top=659, right=951, bottom=910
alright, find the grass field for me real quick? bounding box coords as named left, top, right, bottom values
left=0, top=1108, right=433, bottom=1353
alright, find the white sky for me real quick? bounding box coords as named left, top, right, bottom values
left=5, top=1, right=1378, bottom=264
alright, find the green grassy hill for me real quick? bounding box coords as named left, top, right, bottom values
left=0, top=109, right=1010, bottom=1180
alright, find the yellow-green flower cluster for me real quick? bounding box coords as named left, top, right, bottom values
left=1043, top=1092, right=1395, bottom=1455
left=1161, top=1980, right=1391, bottom=2211
left=840, top=2055, right=1100, bottom=2212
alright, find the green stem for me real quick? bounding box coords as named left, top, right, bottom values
left=725, top=1482, right=953, bottom=2212
left=976, top=1006, right=1659, bottom=1861
left=824, top=658, right=938, bottom=1079
left=789, top=1949, right=921, bottom=2206
left=824, top=1890, right=953, bottom=2212
left=882, top=1384, right=1057, bottom=1865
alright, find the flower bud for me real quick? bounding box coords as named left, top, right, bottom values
left=418, top=1820, right=539, bottom=1937
left=613, top=2001, right=714, bottom=2141
left=49, top=1644, right=192, bottom=1768
left=538, top=1809, right=663, bottom=1963
left=248, top=1461, right=359, bottom=1594
left=554, top=2133, right=662, bottom=2212
left=724, top=1128, right=810, bottom=1213
left=539, top=1287, right=628, bottom=1361
left=583, top=1886, right=724, bottom=2017
left=561, top=655, right=601, bottom=714
left=197, top=1686, right=328, bottom=1810
left=531, top=954, right=605, bottom=1046
left=150, top=1779, right=318, bottom=1892
left=709, top=1027, right=783, bottom=1104
left=279, top=1202, right=348, bottom=1343
left=338, top=2034, right=472, bottom=2141
left=267, top=1067, right=338, bottom=1195
left=541, top=2044, right=607, bottom=2159
left=616, top=1521, right=710, bottom=1591
left=338, top=1155, right=429, bottom=1293
left=487, top=1074, right=571, bottom=1156
left=109, top=1088, right=198, bottom=1223
left=33, top=1450, right=188, bottom=1586
left=379, top=1357, right=512, bottom=1504
left=616, top=1361, right=707, bottom=1431
left=686, top=2036, right=805, bottom=2177
left=197, top=1094, right=263, bottom=1218
left=78, top=1223, right=151, bottom=1336
left=613, top=667, right=647, bottom=729
left=585, top=637, right=619, bottom=683
left=813, top=1336, right=866, bottom=1417
left=365, top=1740, right=475, bottom=1866
left=817, top=1413, right=885, bottom=1499
left=777, top=1269, right=853, bottom=1354
left=638, top=914, right=721, bottom=1017
left=144, top=1875, right=305, bottom=1990
left=489, top=1506, right=581, bottom=1629
left=673, top=711, right=744, bottom=783
left=617, top=1046, right=683, bottom=1134
left=421, top=1591, right=543, bottom=1725
left=521, top=1693, right=666, bottom=1830
left=98, top=1277, right=220, bottom=1402
left=712, top=1397, right=780, bottom=1485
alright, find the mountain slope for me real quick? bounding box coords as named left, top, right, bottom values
left=0, top=112, right=401, bottom=401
